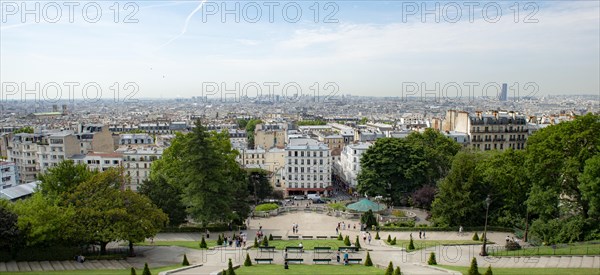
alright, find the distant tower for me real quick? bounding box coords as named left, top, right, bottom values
left=500, top=83, right=508, bottom=101
left=52, top=104, right=58, bottom=112
left=62, top=105, right=68, bottom=115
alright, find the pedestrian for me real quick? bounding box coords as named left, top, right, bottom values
left=423, top=231, right=426, bottom=239
left=419, top=231, right=422, bottom=239
left=459, top=225, right=463, bottom=236
left=206, top=229, right=210, bottom=239
left=343, top=250, right=349, bottom=265
left=336, top=251, right=340, bottom=262
left=368, top=234, right=372, bottom=244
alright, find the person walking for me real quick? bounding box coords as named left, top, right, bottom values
left=368, top=233, right=372, bottom=244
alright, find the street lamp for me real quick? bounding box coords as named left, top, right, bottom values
left=480, top=195, right=492, bottom=256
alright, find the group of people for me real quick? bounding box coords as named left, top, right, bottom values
left=418, top=230, right=426, bottom=239
left=224, top=232, right=247, bottom=247
left=336, top=250, right=350, bottom=265
left=362, top=231, right=372, bottom=244
left=291, top=223, right=300, bottom=234
left=336, top=221, right=359, bottom=233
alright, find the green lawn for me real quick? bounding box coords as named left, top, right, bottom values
left=488, top=243, right=600, bottom=256
left=1, top=264, right=182, bottom=275
left=236, top=264, right=383, bottom=274
left=438, top=265, right=599, bottom=275
left=256, top=240, right=347, bottom=250
left=136, top=240, right=220, bottom=249
left=387, top=239, right=490, bottom=251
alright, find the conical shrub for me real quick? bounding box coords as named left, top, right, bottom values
left=387, top=234, right=392, bottom=243
left=468, top=257, right=480, bottom=275
left=427, top=252, right=437, bottom=265
left=390, top=237, right=397, bottom=245
left=261, top=236, right=269, bottom=247
left=472, top=232, right=479, bottom=241
left=355, top=235, right=361, bottom=249
left=384, top=261, right=394, bottom=275
left=227, top=258, right=235, bottom=275
left=199, top=237, right=207, bottom=249
left=364, top=252, right=373, bottom=266
left=269, top=234, right=273, bottom=241
left=393, top=266, right=401, bottom=275
left=182, top=254, right=190, bottom=266
left=484, top=265, right=493, bottom=275
left=244, top=253, right=252, bottom=266
left=338, top=233, right=343, bottom=240
left=142, top=263, right=151, bottom=275
left=130, top=267, right=137, bottom=275
left=344, top=235, right=351, bottom=246
left=375, top=232, right=380, bottom=240
left=408, top=235, right=415, bottom=250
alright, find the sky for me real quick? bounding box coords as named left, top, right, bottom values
left=1, top=0, right=599, bottom=100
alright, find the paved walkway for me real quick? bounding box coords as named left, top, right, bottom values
left=2, top=211, right=599, bottom=274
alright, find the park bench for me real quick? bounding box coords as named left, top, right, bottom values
left=285, top=246, right=304, bottom=252
left=285, top=258, right=304, bottom=264
left=259, top=246, right=275, bottom=252
left=314, top=247, right=331, bottom=253
left=313, top=258, right=332, bottom=264
left=338, top=247, right=359, bottom=252
left=329, top=236, right=339, bottom=239
left=254, top=258, right=273, bottom=264
left=347, top=258, right=362, bottom=264
left=302, top=236, right=313, bottom=239
left=271, top=236, right=283, bottom=240
left=316, top=236, right=328, bottom=239
left=288, top=236, right=299, bottom=239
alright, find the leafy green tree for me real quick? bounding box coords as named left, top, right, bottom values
left=245, top=119, right=262, bottom=149
left=244, top=253, right=252, bottom=266
left=385, top=261, right=394, bottom=275
left=119, top=189, right=168, bottom=256
left=579, top=155, right=600, bottom=227
left=364, top=252, right=373, bottom=266
left=525, top=114, right=600, bottom=242
left=237, top=119, right=249, bottom=129
left=182, top=254, right=189, bottom=266
left=359, top=117, right=368, bottom=125
left=13, top=126, right=34, bottom=134
left=38, top=160, right=96, bottom=201
left=0, top=201, right=22, bottom=257
left=247, top=169, right=273, bottom=203
left=468, top=257, right=480, bottom=275
left=404, top=128, right=461, bottom=185
left=361, top=209, right=378, bottom=229
left=138, top=176, right=187, bottom=226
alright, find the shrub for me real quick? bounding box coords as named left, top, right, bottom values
left=390, top=237, right=397, bottom=245
left=182, top=254, right=189, bottom=266
left=481, top=232, right=486, bottom=242
left=472, top=232, right=480, bottom=241
left=254, top=237, right=258, bottom=248
left=338, top=233, right=343, bottom=240
left=199, top=237, right=207, bottom=249
left=217, top=235, right=224, bottom=245
left=244, top=253, right=252, bottom=266
left=268, top=234, right=273, bottom=241
left=387, top=235, right=392, bottom=243
left=329, top=203, right=347, bottom=211
left=255, top=203, right=278, bottom=212
left=468, top=257, right=480, bottom=275
left=130, top=267, right=137, bottom=275
left=364, top=252, right=373, bottom=266
left=375, top=232, right=380, bottom=240
left=484, top=265, right=493, bottom=275
left=344, top=235, right=351, bottom=246
left=142, top=263, right=151, bottom=275
left=391, top=209, right=406, bottom=217
left=505, top=241, right=521, bottom=251
left=393, top=266, right=401, bottom=275
left=355, top=236, right=361, bottom=249
left=261, top=236, right=269, bottom=247
left=227, top=258, right=236, bottom=275
left=428, top=252, right=437, bottom=265
left=361, top=209, right=378, bottom=228
left=385, top=261, right=394, bottom=275
left=408, top=235, right=415, bottom=250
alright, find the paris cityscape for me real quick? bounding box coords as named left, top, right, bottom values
left=1, top=1, right=599, bottom=275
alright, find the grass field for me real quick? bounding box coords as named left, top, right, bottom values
left=256, top=239, right=347, bottom=250
left=387, top=239, right=489, bottom=251
left=1, top=264, right=182, bottom=275
left=137, top=240, right=220, bottom=249
left=438, top=265, right=599, bottom=275
left=488, top=242, right=600, bottom=256
left=236, top=264, right=383, bottom=274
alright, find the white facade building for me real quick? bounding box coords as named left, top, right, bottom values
left=284, top=137, right=331, bottom=196
left=118, top=146, right=163, bottom=191
left=338, top=142, right=372, bottom=187
left=0, top=161, right=18, bottom=189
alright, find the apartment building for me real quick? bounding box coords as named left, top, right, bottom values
left=254, top=124, right=286, bottom=149
left=118, top=146, right=163, bottom=191
left=37, top=131, right=80, bottom=173
left=0, top=161, right=18, bottom=189
left=71, top=152, right=123, bottom=172
left=443, top=110, right=529, bottom=151
left=336, top=142, right=372, bottom=187
left=7, top=133, right=45, bottom=184
left=77, top=125, right=114, bottom=154
left=315, top=132, right=344, bottom=150
left=119, top=134, right=154, bottom=145
left=284, top=138, right=331, bottom=196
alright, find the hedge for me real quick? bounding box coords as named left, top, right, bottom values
left=161, top=223, right=247, bottom=233
left=255, top=203, right=279, bottom=212
left=379, top=226, right=513, bottom=232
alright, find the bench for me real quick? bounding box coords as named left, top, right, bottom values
left=314, top=247, right=331, bottom=253
left=285, top=258, right=304, bottom=264
left=288, top=236, right=299, bottom=239
left=338, top=247, right=359, bottom=252
left=330, top=236, right=339, bottom=239
left=302, top=236, right=313, bottom=239
left=347, top=258, right=362, bottom=264
left=255, top=258, right=273, bottom=264
left=316, top=236, right=328, bottom=239
left=259, top=246, right=275, bottom=252
left=313, top=258, right=332, bottom=264
left=272, top=236, right=283, bottom=240
left=285, top=246, right=304, bottom=252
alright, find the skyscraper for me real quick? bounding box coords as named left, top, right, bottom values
left=500, top=83, right=508, bottom=101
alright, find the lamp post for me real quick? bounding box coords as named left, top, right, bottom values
left=480, top=195, right=492, bottom=256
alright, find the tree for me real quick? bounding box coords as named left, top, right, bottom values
left=244, top=253, right=252, bottom=266
left=344, top=235, right=351, bottom=246
left=38, top=160, right=95, bottom=202
left=385, top=261, right=394, bottom=275
left=359, top=117, right=368, bottom=125
left=227, top=258, right=235, bottom=275
left=361, top=209, right=378, bottom=229
left=408, top=234, right=415, bottom=250
left=409, top=185, right=437, bottom=210
left=245, top=119, right=262, bottom=149
left=428, top=252, right=437, bottom=265
left=182, top=254, right=189, bottom=266
left=150, top=120, right=249, bottom=226
left=404, top=128, right=461, bottom=186
left=142, top=263, right=151, bottom=275
left=119, top=189, right=168, bottom=256
left=138, top=175, right=187, bottom=226
left=393, top=266, right=401, bottom=275
left=0, top=201, right=22, bottom=257
left=468, top=257, right=480, bottom=275
left=484, top=265, right=493, bottom=275
left=364, top=252, right=373, bottom=266
left=130, top=267, right=137, bottom=275
left=200, top=237, right=207, bottom=248
left=247, top=169, right=273, bottom=203
left=13, top=126, right=34, bottom=134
